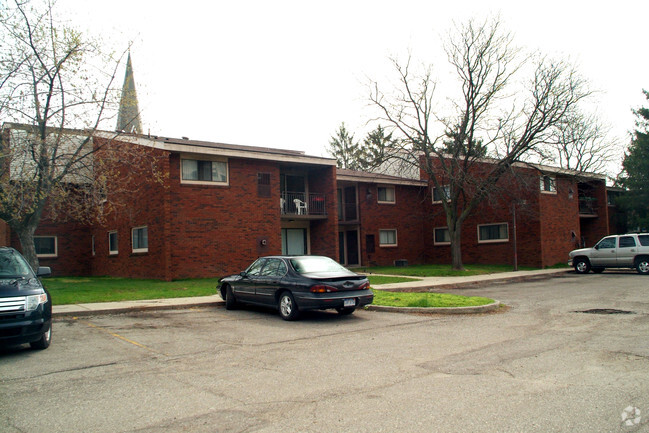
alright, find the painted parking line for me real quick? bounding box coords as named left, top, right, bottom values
left=73, top=317, right=169, bottom=356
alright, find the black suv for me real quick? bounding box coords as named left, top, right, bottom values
left=0, top=247, right=52, bottom=350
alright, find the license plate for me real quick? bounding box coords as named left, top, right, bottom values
left=343, top=298, right=355, bottom=307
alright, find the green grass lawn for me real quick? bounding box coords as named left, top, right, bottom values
left=358, top=263, right=533, bottom=277
left=44, top=277, right=220, bottom=305
left=372, top=290, right=494, bottom=308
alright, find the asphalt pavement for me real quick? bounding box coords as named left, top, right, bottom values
left=52, top=268, right=569, bottom=317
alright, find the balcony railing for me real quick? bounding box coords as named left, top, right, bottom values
left=579, top=197, right=598, bottom=216
left=281, top=193, right=327, bottom=216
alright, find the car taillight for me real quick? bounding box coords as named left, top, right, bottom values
left=359, top=282, right=370, bottom=290
left=310, top=285, right=338, bottom=293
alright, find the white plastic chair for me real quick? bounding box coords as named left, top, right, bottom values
left=293, top=198, right=307, bottom=215
left=280, top=198, right=286, bottom=214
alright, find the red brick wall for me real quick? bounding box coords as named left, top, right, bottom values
left=89, top=140, right=171, bottom=279
left=356, top=182, right=429, bottom=267
left=539, top=176, right=581, bottom=267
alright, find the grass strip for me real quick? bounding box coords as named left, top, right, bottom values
left=372, top=290, right=494, bottom=308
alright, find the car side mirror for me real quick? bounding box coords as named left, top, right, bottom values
left=37, top=266, right=51, bottom=277
left=239, top=271, right=248, bottom=278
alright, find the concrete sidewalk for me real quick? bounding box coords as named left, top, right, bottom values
left=52, top=268, right=570, bottom=317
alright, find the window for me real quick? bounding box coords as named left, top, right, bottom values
left=379, top=229, right=397, bottom=247
left=257, top=173, right=271, bottom=197
left=132, top=226, right=148, bottom=253
left=639, top=235, right=649, bottom=247
left=181, top=158, right=228, bottom=184
left=478, top=223, right=509, bottom=243
left=108, top=231, right=118, bottom=255
left=540, top=175, right=556, bottom=193
left=377, top=186, right=395, bottom=203
left=246, top=258, right=266, bottom=276
left=434, top=227, right=451, bottom=245
left=34, top=236, right=57, bottom=258
left=618, top=236, right=636, bottom=248
left=432, top=185, right=451, bottom=203
left=596, top=237, right=616, bottom=249
left=260, top=258, right=288, bottom=277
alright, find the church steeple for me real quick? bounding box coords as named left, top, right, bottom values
left=116, top=52, right=142, bottom=134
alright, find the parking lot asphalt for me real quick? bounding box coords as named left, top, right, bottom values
left=2, top=271, right=648, bottom=433
left=51, top=268, right=569, bottom=317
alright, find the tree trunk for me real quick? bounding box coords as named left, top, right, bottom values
left=450, top=223, right=464, bottom=271
left=15, top=223, right=39, bottom=271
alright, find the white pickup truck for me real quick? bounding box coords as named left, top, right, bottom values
left=569, top=233, right=649, bottom=275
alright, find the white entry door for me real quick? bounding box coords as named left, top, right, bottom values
left=282, top=228, right=306, bottom=255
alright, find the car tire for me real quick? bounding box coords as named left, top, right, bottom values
left=574, top=258, right=591, bottom=274
left=278, top=291, right=299, bottom=321
left=592, top=267, right=605, bottom=274
left=335, top=307, right=356, bottom=315
left=30, top=326, right=51, bottom=350
left=636, top=258, right=649, bottom=275
left=225, top=285, right=237, bottom=310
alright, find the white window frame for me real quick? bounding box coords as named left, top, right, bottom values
left=540, top=175, right=557, bottom=194
left=477, top=223, right=509, bottom=244
left=180, top=156, right=229, bottom=186
left=433, top=227, right=451, bottom=245
left=377, top=185, right=396, bottom=204
left=379, top=229, right=398, bottom=247
left=92, top=235, right=95, bottom=256
left=108, top=231, right=118, bottom=255
left=432, top=185, right=451, bottom=203
left=132, top=226, right=149, bottom=253
left=34, top=236, right=58, bottom=258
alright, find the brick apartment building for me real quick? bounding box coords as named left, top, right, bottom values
left=2, top=124, right=611, bottom=278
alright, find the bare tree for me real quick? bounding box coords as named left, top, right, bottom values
left=369, top=18, right=591, bottom=270
left=535, top=108, right=616, bottom=174
left=0, top=0, right=142, bottom=269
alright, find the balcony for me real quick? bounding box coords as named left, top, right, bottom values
left=579, top=197, right=598, bottom=217
left=281, top=193, right=327, bottom=218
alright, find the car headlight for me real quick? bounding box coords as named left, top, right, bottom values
left=25, top=293, right=48, bottom=311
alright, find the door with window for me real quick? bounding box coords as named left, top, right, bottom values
left=282, top=228, right=307, bottom=255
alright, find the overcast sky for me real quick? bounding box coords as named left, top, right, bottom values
left=61, top=0, right=648, bottom=173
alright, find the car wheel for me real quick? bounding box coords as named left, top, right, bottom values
left=574, top=258, right=591, bottom=274
left=225, top=285, right=237, bottom=310
left=278, top=292, right=299, bottom=321
left=30, top=326, right=51, bottom=350
left=636, top=258, right=649, bottom=275
left=592, top=267, right=605, bottom=274
left=335, top=307, right=356, bottom=315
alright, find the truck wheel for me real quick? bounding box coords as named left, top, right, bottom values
left=636, top=258, right=649, bottom=275
left=574, top=258, right=591, bottom=274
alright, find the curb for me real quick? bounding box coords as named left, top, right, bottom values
left=366, top=300, right=502, bottom=315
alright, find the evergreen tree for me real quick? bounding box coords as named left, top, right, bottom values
left=327, top=123, right=367, bottom=170
left=618, top=90, right=649, bottom=231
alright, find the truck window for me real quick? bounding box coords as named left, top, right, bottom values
left=639, top=235, right=649, bottom=247
left=597, top=237, right=616, bottom=249
left=619, top=236, right=636, bottom=248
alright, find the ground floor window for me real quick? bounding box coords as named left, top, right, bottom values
left=109, top=231, right=118, bottom=255
left=132, top=226, right=148, bottom=253
left=478, top=223, right=509, bottom=243
left=434, top=227, right=450, bottom=245
left=34, top=236, right=57, bottom=258
left=282, top=228, right=306, bottom=255
left=379, top=229, right=397, bottom=247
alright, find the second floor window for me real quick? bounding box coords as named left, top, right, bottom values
left=377, top=186, right=395, bottom=203
left=540, top=175, right=556, bottom=193
left=181, top=158, right=228, bottom=184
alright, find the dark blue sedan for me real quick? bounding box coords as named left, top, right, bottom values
left=218, top=255, right=374, bottom=320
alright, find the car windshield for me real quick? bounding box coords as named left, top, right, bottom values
left=290, top=256, right=350, bottom=274
left=0, top=249, right=34, bottom=279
